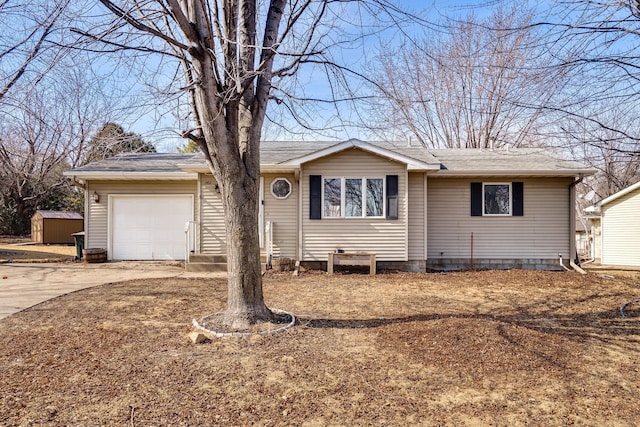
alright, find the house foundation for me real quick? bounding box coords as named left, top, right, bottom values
left=425, top=258, right=566, bottom=272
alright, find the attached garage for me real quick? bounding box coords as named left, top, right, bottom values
left=109, top=195, right=194, bottom=260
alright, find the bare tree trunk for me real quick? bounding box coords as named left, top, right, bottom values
left=219, top=168, right=272, bottom=329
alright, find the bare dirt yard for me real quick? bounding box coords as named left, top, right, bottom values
left=1, top=269, right=640, bottom=426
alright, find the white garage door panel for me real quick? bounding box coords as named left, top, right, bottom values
left=111, top=196, right=192, bottom=260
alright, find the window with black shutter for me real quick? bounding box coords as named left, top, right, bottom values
left=471, top=181, right=523, bottom=217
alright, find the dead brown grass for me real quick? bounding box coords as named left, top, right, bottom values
left=0, top=236, right=76, bottom=261
left=1, top=270, right=640, bottom=426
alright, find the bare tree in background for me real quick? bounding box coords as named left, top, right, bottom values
left=369, top=5, right=566, bottom=149
left=534, top=1, right=640, bottom=199
left=565, top=107, right=640, bottom=200
left=0, top=62, right=127, bottom=234
left=541, top=0, right=640, bottom=142
left=83, top=122, right=156, bottom=165
left=83, top=0, right=417, bottom=328
left=0, top=0, right=71, bottom=102
left=0, top=2, right=152, bottom=235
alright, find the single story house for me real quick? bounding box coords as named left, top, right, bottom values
left=64, top=140, right=594, bottom=271
left=585, top=180, right=640, bottom=267
left=31, top=210, right=83, bottom=244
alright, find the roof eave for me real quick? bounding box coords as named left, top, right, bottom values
left=177, top=164, right=210, bottom=173
left=432, top=169, right=596, bottom=177
left=592, top=180, right=640, bottom=208
left=63, top=171, right=198, bottom=180
left=584, top=205, right=600, bottom=215
left=260, top=165, right=301, bottom=173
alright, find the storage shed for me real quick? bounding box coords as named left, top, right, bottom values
left=31, top=210, right=83, bottom=244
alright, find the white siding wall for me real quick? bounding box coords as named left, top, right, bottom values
left=199, top=175, right=226, bottom=253
left=263, top=173, right=298, bottom=259
left=427, top=177, right=571, bottom=259
left=86, top=180, right=197, bottom=250
left=301, top=149, right=408, bottom=261
left=408, top=173, right=426, bottom=260
left=601, top=188, right=640, bottom=266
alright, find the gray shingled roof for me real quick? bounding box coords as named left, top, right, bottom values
left=66, top=143, right=593, bottom=176
left=430, top=148, right=593, bottom=175
left=68, top=153, right=202, bottom=173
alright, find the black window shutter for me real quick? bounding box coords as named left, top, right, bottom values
left=512, top=182, right=524, bottom=216
left=310, top=175, right=322, bottom=219
left=471, top=182, right=482, bottom=216
left=386, top=175, right=398, bottom=220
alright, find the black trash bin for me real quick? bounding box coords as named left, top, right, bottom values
left=72, top=231, right=85, bottom=261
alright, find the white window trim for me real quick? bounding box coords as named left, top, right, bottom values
left=321, top=176, right=386, bottom=219
left=482, top=182, right=512, bottom=216
left=271, top=177, right=292, bottom=200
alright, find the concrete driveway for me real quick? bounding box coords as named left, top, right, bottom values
left=0, top=262, right=213, bottom=319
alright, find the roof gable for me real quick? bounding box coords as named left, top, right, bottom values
left=274, top=139, right=440, bottom=171
left=587, top=180, right=640, bottom=212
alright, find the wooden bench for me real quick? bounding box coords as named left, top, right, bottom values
left=327, top=252, right=376, bottom=276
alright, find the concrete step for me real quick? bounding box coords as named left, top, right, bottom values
left=186, top=253, right=270, bottom=273
left=188, top=254, right=227, bottom=263
left=188, top=254, right=269, bottom=263
left=185, top=262, right=228, bottom=273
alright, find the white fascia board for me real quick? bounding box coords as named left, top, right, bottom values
left=259, top=165, right=300, bottom=173
left=584, top=205, right=600, bottom=214
left=178, top=163, right=301, bottom=174
left=432, top=169, right=596, bottom=177
left=279, top=139, right=440, bottom=170
left=177, top=164, right=210, bottom=173
left=63, top=171, right=198, bottom=180
left=593, top=180, right=640, bottom=208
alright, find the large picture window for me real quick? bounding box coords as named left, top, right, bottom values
left=323, top=177, right=385, bottom=218
left=470, top=181, right=524, bottom=217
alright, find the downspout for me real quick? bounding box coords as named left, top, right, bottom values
left=569, top=177, right=587, bottom=274
left=558, top=254, right=570, bottom=271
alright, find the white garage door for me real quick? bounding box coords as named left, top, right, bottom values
left=110, top=195, right=193, bottom=260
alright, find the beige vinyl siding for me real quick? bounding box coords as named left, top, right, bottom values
left=427, top=177, right=571, bottom=259
left=263, top=173, right=298, bottom=259
left=601, top=188, right=640, bottom=266
left=301, top=149, right=408, bottom=261
left=408, top=172, right=426, bottom=260
left=86, top=180, right=197, bottom=250
left=199, top=175, right=226, bottom=254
